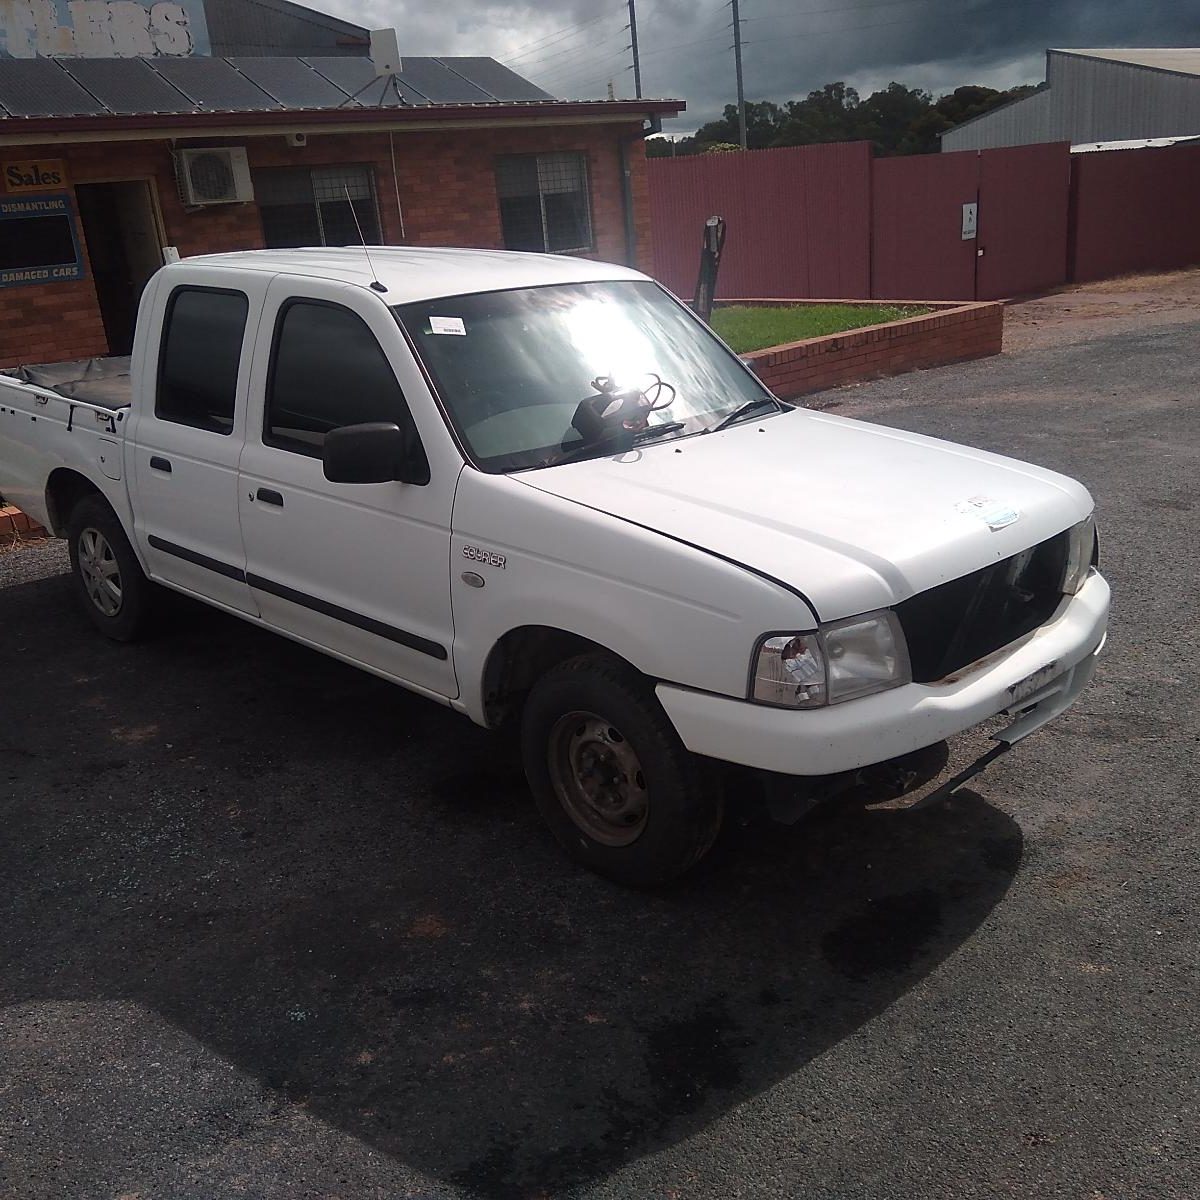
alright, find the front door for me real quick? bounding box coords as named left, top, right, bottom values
left=130, top=268, right=264, bottom=616
left=237, top=276, right=460, bottom=698
left=75, top=180, right=164, bottom=355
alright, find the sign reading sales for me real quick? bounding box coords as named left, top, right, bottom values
left=4, top=159, right=68, bottom=192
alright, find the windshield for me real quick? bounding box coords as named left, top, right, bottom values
left=394, top=280, right=775, bottom=473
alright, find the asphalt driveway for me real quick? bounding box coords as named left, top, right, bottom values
left=1, top=286, right=1197, bottom=1199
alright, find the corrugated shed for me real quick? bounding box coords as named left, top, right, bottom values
left=942, top=49, right=1200, bottom=151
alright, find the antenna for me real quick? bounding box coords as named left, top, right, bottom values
left=345, top=185, right=388, bottom=293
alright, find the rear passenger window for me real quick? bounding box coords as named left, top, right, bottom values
left=157, top=287, right=248, bottom=435
left=265, top=300, right=417, bottom=456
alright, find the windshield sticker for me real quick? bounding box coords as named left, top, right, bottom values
left=429, top=316, right=466, bottom=336
left=956, top=495, right=1021, bottom=531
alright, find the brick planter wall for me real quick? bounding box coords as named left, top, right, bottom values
left=1, top=505, right=47, bottom=540
left=726, top=299, right=1004, bottom=402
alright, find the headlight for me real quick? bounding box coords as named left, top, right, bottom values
left=1063, top=514, right=1097, bottom=595
left=750, top=610, right=910, bottom=709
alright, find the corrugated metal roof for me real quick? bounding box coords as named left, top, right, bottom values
left=1071, top=134, right=1200, bottom=152
left=1054, top=48, right=1200, bottom=77
left=0, top=55, right=556, bottom=118
left=204, top=0, right=368, bottom=57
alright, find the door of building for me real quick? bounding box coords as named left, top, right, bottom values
left=75, top=180, right=164, bottom=355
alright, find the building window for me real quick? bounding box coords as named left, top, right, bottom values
left=256, top=165, right=381, bottom=249
left=496, top=152, right=592, bottom=253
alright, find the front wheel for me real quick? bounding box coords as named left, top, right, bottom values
left=521, top=654, right=724, bottom=887
left=66, top=495, right=154, bottom=641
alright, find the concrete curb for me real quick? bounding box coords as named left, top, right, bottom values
left=719, top=299, right=1005, bottom=401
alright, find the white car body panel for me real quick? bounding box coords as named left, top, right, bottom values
left=449, top=470, right=814, bottom=724
left=657, top=571, right=1109, bottom=775
left=521, top=408, right=1095, bottom=621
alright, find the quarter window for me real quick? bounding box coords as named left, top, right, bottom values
left=256, top=165, right=381, bottom=249
left=156, top=287, right=248, bottom=434
left=265, top=300, right=422, bottom=464
left=495, top=152, right=592, bottom=253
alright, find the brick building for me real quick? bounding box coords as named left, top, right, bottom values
left=0, top=0, right=682, bottom=367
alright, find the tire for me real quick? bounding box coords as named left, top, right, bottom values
left=521, top=653, right=724, bottom=887
left=66, top=494, right=154, bottom=642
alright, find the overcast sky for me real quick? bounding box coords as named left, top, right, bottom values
left=320, top=0, right=1198, bottom=135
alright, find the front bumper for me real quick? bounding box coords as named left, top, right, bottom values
left=656, top=570, right=1110, bottom=777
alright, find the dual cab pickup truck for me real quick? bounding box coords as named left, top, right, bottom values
left=0, top=247, right=1109, bottom=886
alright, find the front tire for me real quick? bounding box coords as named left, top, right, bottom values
left=66, top=495, right=153, bottom=641
left=521, top=654, right=724, bottom=887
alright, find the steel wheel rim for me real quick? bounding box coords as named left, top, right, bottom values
left=547, top=710, right=649, bottom=847
left=77, top=527, right=123, bottom=617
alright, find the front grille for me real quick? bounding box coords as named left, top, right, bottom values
left=896, top=532, right=1070, bottom=683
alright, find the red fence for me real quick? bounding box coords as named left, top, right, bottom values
left=648, top=140, right=1200, bottom=301
left=1069, top=143, right=1200, bottom=283
left=871, top=151, right=980, bottom=300
left=647, top=142, right=871, bottom=300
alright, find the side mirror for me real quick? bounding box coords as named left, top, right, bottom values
left=322, top=422, right=428, bottom=485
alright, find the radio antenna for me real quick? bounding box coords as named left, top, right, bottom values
left=344, top=185, right=388, bottom=293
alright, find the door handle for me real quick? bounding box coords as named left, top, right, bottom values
left=149, top=456, right=172, bottom=473
left=255, top=487, right=284, bottom=507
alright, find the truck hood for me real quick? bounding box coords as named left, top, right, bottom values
left=518, top=408, right=1093, bottom=620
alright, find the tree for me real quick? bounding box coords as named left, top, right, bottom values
left=692, top=100, right=785, bottom=150
left=856, top=82, right=933, bottom=154
left=647, top=79, right=1045, bottom=159
left=773, top=82, right=861, bottom=146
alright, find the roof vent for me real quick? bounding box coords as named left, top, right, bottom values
left=178, top=147, right=254, bottom=206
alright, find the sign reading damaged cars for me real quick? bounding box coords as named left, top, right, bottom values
left=0, top=194, right=85, bottom=287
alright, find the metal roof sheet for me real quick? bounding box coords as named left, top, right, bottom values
left=0, top=55, right=681, bottom=125
left=1070, top=134, right=1200, bottom=152
left=229, top=56, right=353, bottom=108
left=1053, top=48, right=1200, bottom=78
left=59, top=58, right=195, bottom=115
left=436, top=57, right=553, bottom=102
left=0, top=59, right=108, bottom=118
left=149, top=57, right=282, bottom=111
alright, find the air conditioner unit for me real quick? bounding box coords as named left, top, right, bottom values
left=178, top=147, right=254, bottom=206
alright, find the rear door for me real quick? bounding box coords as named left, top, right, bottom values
left=131, top=267, right=265, bottom=615
left=236, top=276, right=460, bottom=697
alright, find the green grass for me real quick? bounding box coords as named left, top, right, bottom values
left=710, top=303, right=933, bottom=354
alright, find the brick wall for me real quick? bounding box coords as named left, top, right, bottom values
left=731, top=300, right=1004, bottom=401
left=0, top=121, right=652, bottom=368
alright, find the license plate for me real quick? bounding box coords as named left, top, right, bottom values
left=1008, top=661, right=1059, bottom=705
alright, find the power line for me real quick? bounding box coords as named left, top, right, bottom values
left=503, top=5, right=623, bottom=64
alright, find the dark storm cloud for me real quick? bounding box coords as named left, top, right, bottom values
left=316, top=0, right=1199, bottom=133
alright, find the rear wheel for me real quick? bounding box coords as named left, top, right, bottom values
left=66, top=495, right=153, bottom=641
left=521, top=654, right=724, bottom=887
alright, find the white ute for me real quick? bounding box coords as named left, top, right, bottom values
left=0, top=248, right=1109, bottom=885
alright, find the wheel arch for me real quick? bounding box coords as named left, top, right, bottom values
left=480, top=624, right=646, bottom=728
left=45, top=468, right=109, bottom=537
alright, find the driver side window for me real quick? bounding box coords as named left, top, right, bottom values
left=265, top=299, right=422, bottom=459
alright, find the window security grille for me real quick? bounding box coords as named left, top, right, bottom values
left=257, top=165, right=381, bottom=249
left=496, top=152, right=592, bottom=253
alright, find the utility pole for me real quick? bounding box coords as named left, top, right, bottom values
left=627, top=0, right=643, bottom=99
left=731, top=0, right=746, bottom=148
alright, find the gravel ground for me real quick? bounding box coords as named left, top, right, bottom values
left=1, top=290, right=1197, bottom=1200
